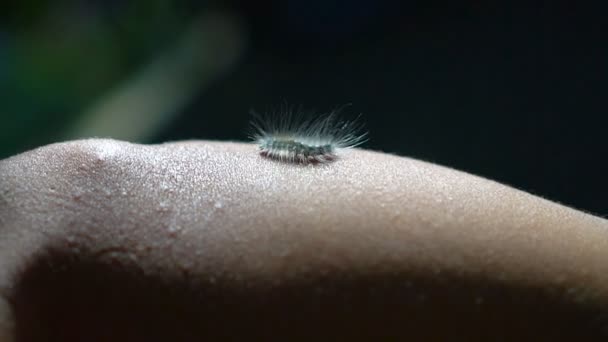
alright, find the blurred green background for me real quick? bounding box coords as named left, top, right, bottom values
left=1, top=1, right=607, bottom=215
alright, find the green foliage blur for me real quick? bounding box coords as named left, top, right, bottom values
left=1, top=1, right=216, bottom=158
left=2, top=1, right=607, bottom=215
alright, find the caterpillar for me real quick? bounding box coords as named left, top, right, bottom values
left=250, top=107, right=368, bottom=164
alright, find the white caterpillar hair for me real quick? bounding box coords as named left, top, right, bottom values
left=250, top=106, right=368, bottom=164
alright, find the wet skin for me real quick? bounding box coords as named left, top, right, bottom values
left=1, top=139, right=608, bottom=341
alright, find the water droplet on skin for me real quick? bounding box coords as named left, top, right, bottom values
left=66, top=235, right=76, bottom=246
left=168, top=224, right=182, bottom=236
left=104, top=251, right=121, bottom=261
left=158, top=201, right=169, bottom=212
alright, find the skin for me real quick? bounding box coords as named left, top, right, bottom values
left=1, top=138, right=608, bottom=341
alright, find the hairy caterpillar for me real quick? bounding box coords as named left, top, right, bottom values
left=250, top=107, right=368, bottom=164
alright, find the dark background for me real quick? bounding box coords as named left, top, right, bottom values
left=1, top=1, right=607, bottom=216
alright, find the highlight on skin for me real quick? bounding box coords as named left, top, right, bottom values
left=1, top=139, right=608, bottom=340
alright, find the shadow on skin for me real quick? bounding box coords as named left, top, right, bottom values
left=3, top=139, right=608, bottom=341
left=11, top=245, right=608, bottom=341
